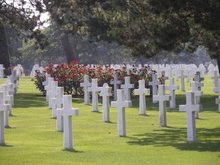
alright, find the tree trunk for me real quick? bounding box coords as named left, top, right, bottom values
left=60, top=31, right=79, bottom=63
left=0, top=24, right=10, bottom=75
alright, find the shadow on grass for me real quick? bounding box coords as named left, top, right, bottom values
left=0, top=144, right=13, bottom=147
left=62, top=149, right=84, bottom=153
left=14, top=93, right=47, bottom=108
left=131, top=94, right=218, bottom=112
left=127, top=127, right=220, bottom=152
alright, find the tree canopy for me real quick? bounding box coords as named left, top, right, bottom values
left=0, top=0, right=219, bottom=66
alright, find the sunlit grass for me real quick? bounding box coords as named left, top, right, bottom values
left=0, top=77, right=219, bottom=165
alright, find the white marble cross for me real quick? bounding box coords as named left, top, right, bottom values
left=1, top=85, right=12, bottom=117
left=80, top=75, right=91, bottom=104
left=0, top=91, right=10, bottom=129
left=149, top=73, right=160, bottom=102
left=134, top=80, right=150, bottom=115
left=179, top=92, right=199, bottom=142
left=0, top=65, right=5, bottom=79
left=166, top=78, right=179, bottom=109
left=99, top=83, right=112, bottom=122
left=88, top=79, right=101, bottom=112
left=121, top=76, right=134, bottom=101
left=6, top=82, right=14, bottom=107
left=153, top=85, right=170, bottom=127
left=0, top=92, right=7, bottom=144
left=111, top=89, right=132, bottom=137
left=177, top=70, right=187, bottom=92
left=191, top=82, right=203, bottom=119
left=56, top=95, right=79, bottom=150
left=215, top=79, right=220, bottom=112
left=193, top=72, right=204, bottom=89
left=110, top=72, right=121, bottom=100
left=56, top=87, right=64, bottom=131
left=211, top=70, right=219, bottom=90
left=45, top=77, right=54, bottom=102
left=50, top=81, right=58, bottom=118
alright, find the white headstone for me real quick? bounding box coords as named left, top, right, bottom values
left=215, top=79, right=220, bottom=112
left=99, top=83, right=112, bottom=122
left=56, top=87, right=64, bottom=131
left=191, top=82, right=202, bottom=119
left=134, top=80, right=150, bottom=115
left=45, top=77, right=54, bottom=102
left=50, top=81, right=58, bottom=118
left=179, top=92, right=199, bottom=142
left=56, top=95, right=79, bottom=150
left=177, top=70, right=187, bottom=92
left=111, top=89, right=132, bottom=137
left=80, top=75, right=91, bottom=104
left=166, top=78, right=179, bottom=109
left=153, top=85, right=170, bottom=127
left=0, top=92, right=8, bottom=144
left=121, top=76, right=134, bottom=101
left=88, top=79, right=101, bottom=112
left=0, top=65, right=5, bottom=79
left=149, top=74, right=160, bottom=102
left=110, top=72, right=121, bottom=100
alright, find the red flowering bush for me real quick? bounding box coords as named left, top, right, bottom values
left=35, top=61, right=156, bottom=97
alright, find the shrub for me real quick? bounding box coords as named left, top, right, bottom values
left=35, top=62, right=158, bottom=97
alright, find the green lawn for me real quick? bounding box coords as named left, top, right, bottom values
left=0, top=78, right=6, bottom=85
left=0, top=77, right=220, bottom=165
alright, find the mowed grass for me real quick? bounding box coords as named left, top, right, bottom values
left=0, top=76, right=220, bottom=165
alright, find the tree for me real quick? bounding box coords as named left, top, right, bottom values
left=0, top=23, right=10, bottom=73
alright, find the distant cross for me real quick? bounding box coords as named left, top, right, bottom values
left=45, top=77, right=54, bottom=102
left=80, top=75, right=91, bottom=104
left=166, top=78, right=179, bottom=109
left=88, top=79, right=101, bottom=112
left=49, top=81, right=58, bottom=110
left=134, top=80, right=150, bottom=115
left=50, top=81, right=58, bottom=118
left=0, top=91, right=10, bottom=129
left=0, top=92, right=9, bottom=144
left=177, top=70, right=187, bottom=92
left=179, top=92, right=199, bottom=142
left=215, top=79, right=220, bottom=112
left=56, top=95, right=79, bottom=150
left=211, top=70, right=219, bottom=90
left=1, top=85, right=12, bottom=116
left=100, top=83, right=112, bottom=122
left=191, top=81, right=203, bottom=119
left=110, top=72, right=121, bottom=100
left=0, top=65, right=5, bottom=79
left=111, top=89, right=132, bottom=137
left=153, top=85, right=170, bottom=127
left=121, top=76, right=134, bottom=101
left=193, top=72, right=204, bottom=90
left=149, top=73, right=160, bottom=102
left=56, top=87, right=64, bottom=131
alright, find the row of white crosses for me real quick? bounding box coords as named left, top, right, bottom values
left=43, top=75, right=79, bottom=151
left=0, top=73, right=18, bottom=145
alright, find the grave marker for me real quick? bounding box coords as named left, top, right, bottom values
left=56, top=95, right=79, bottom=150
left=88, top=79, right=101, bottom=112
left=100, top=83, right=112, bottom=122
left=153, top=85, right=170, bottom=127
left=179, top=92, right=199, bottom=142
left=80, top=75, right=91, bottom=104
left=111, top=89, right=132, bottom=137
left=134, top=80, right=150, bottom=115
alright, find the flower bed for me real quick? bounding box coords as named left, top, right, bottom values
left=35, top=61, right=158, bottom=96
